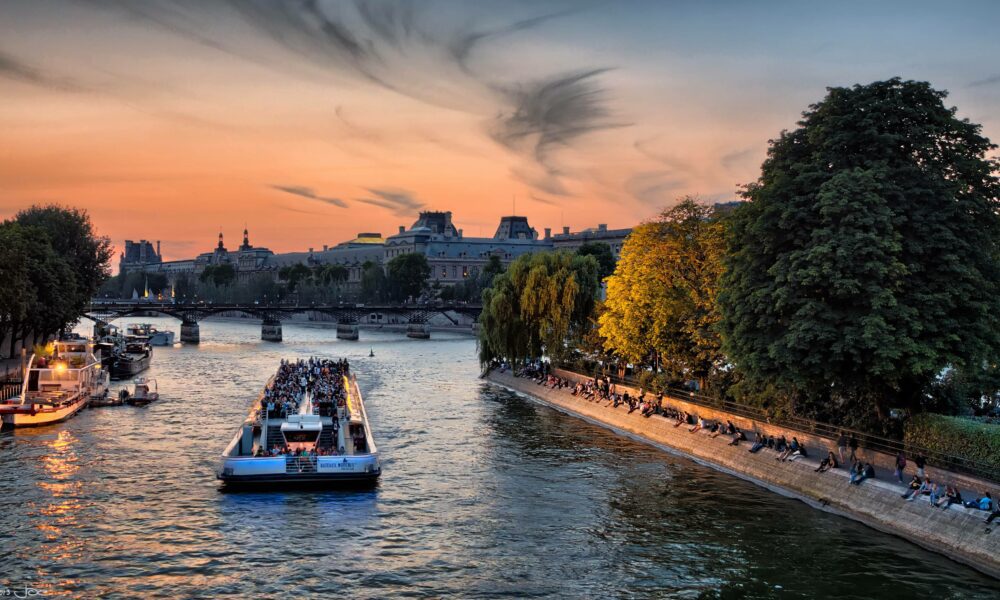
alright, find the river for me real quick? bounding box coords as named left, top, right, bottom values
left=1, top=317, right=997, bottom=598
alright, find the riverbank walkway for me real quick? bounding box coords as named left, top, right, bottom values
left=486, top=368, right=1000, bottom=579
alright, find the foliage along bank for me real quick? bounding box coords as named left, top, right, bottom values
left=0, top=205, right=112, bottom=358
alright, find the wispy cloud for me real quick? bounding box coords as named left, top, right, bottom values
left=355, top=187, right=424, bottom=216
left=969, top=74, right=1000, bottom=88
left=69, top=1, right=619, bottom=196
left=491, top=69, right=625, bottom=187
left=270, top=184, right=348, bottom=208
left=0, top=50, right=86, bottom=91
left=530, top=192, right=559, bottom=206
left=626, top=171, right=686, bottom=205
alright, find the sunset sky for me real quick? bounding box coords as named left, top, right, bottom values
left=2, top=0, right=1000, bottom=262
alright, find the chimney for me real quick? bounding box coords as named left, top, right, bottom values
left=156, top=240, right=161, bottom=257
left=598, top=224, right=608, bottom=232
left=399, top=225, right=405, bottom=234
left=458, top=228, right=463, bottom=238
left=544, top=228, right=551, bottom=240
left=562, top=226, right=570, bottom=235
left=308, top=247, right=314, bottom=253
left=323, top=245, right=328, bottom=251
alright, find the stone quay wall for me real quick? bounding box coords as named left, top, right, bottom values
left=485, top=369, right=1000, bottom=579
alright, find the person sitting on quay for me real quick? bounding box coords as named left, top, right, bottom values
left=775, top=436, right=788, bottom=454
left=984, top=505, right=1000, bottom=525
left=964, top=492, right=994, bottom=512
left=728, top=427, right=746, bottom=447
left=748, top=431, right=767, bottom=454
left=815, top=451, right=839, bottom=473
left=786, top=438, right=808, bottom=461
left=905, top=477, right=933, bottom=503
left=928, top=481, right=947, bottom=507
left=935, top=485, right=963, bottom=510
left=689, top=417, right=706, bottom=433
left=849, top=461, right=876, bottom=485
left=778, top=437, right=800, bottom=461
left=901, top=475, right=923, bottom=499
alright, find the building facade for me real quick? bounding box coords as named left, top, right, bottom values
left=121, top=213, right=632, bottom=294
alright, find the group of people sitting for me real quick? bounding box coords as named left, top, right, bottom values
left=509, top=364, right=1000, bottom=525
left=258, top=357, right=350, bottom=421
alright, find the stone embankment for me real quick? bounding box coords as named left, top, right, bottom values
left=485, top=369, right=1000, bottom=579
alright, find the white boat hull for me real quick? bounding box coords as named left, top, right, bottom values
left=1, top=396, right=89, bottom=428
left=219, top=453, right=380, bottom=485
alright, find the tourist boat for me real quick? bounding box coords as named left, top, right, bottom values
left=0, top=337, right=108, bottom=428
left=111, top=338, right=152, bottom=380
left=125, top=377, right=159, bottom=406
left=125, top=323, right=175, bottom=346
left=218, top=360, right=380, bottom=486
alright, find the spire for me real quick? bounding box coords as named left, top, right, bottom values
left=217, top=230, right=224, bottom=250
left=241, top=224, right=250, bottom=250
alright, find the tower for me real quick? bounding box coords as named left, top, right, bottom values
left=241, top=226, right=251, bottom=251
left=217, top=231, right=224, bottom=250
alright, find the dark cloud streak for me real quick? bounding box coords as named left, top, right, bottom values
left=270, top=184, right=348, bottom=208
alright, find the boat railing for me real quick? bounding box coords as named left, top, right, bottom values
left=285, top=455, right=318, bottom=474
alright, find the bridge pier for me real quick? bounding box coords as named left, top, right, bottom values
left=180, top=320, right=200, bottom=344
left=336, top=323, right=359, bottom=341
left=406, top=323, right=430, bottom=339
left=261, top=319, right=282, bottom=342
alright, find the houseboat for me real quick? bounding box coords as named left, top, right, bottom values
left=126, top=323, right=175, bottom=346
left=111, top=337, right=152, bottom=380
left=218, top=357, right=380, bottom=487
left=0, top=337, right=109, bottom=428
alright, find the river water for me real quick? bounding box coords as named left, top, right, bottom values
left=1, top=318, right=997, bottom=599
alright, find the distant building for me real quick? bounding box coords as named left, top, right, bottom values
left=384, top=211, right=551, bottom=284
left=551, top=223, right=632, bottom=259
left=119, top=239, right=162, bottom=273
left=120, top=213, right=633, bottom=296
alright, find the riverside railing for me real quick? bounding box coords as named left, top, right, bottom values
left=0, top=380, right=22, bottom=402
left=552, top=366, right=1000, bottom=484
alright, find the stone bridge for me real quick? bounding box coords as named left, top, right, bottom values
left=81, top=301, right=482, bottom=343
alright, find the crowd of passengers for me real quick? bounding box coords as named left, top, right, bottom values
left=508, top=362, right=1000, bottom=527
left=254, top=357, right=352, bottom=457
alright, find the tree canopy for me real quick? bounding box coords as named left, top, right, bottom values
left=1, top=206, right=111, bottom=357
left=718, top=78, right=1000, bottom=423
left=599, top=198, right=727, bottom=388
left=386, top=253, right=431, bottom=302
left=576, top=242, right=616, bottom=280
left=479, top=251, right=599, bottom=365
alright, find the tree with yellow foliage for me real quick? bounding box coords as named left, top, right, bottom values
left=599, top=197, right=727, bottom=389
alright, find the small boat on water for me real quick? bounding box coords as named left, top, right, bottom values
left=126, top=323, right=175, bottom=346
left=111, top=338, right=152, bottom=381
left=125, top=377, right=159, bottom=406
left=0, top=336, right=109, bottom=428
left=218, top=357, right=380, bottom=487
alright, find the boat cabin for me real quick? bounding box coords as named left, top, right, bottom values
left=280, top=414, right=323, bottom=451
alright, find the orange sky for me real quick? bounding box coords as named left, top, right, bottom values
left=2, top=1, right=999, bottom=262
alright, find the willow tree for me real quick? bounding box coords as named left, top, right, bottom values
left=599, top=198, right=727, bottom=388
left=718, top=78, right=1000, bottom=423
left=479, top=251, right=599, bottom=365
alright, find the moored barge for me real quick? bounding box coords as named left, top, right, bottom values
left=218, top=357, right=380, bottom=487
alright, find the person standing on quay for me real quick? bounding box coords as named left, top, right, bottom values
left=894, top=452, right=907, bottom=483
left=848, top=434, right=859, bottom=463
left=837, top=432, right=848, bottom=464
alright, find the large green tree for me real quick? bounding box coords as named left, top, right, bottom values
left=599, top=198, right=727, bottom=388
left=386, top=253, right=431, bottom=302
left=479, top=251, right=599, bottom=365
left=718, top=78, right=1000, bottom=423
left=576, top=242, right=616, bottom=280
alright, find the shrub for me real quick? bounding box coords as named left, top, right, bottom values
left=904, top=413, right=1000, bottom=472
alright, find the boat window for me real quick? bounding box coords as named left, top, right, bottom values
left=283, top=431, right=320, bottom=443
